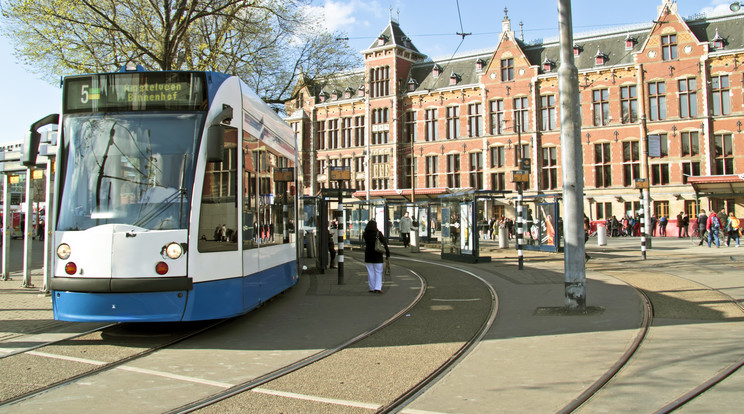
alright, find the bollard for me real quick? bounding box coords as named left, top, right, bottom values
left=410, top=230, right=420, bottom=253
left=499, top=226, right=508, bottom=248
left=597, top=223, right=607, bottom=246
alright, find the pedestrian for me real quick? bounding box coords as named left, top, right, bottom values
left=327, top=224, right=337, bottom=268
left=650, top=214, right=657, bottom=236
left=707, top=212, right=722, bottom=247
left=399, top=211, right=413, bottom=248
left=363, top=220, right=389, bottom=293
left=725, top=211, right=740, bottom=247
left=676, top=211, right=684, bottom=238
left=696, top=210, right=708, bottom=246
left=681, top=212, right=689, bottom=238
left=659, top=215, right=667, bottom=236
left=717, top=209, right=728, bottom=243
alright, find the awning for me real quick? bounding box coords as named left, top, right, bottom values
left=687, top=175, right=744, bottom=198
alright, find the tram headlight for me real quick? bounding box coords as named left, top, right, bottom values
left=57, top=243, right=71, bottom=260
left=163, top=242, right=183, bottom=259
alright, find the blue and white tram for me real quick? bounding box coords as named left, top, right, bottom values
left=26, top=67, right=301, bottom=322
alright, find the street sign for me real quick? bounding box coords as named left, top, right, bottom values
left=273, top=167, right=294, bottom=182
left=329, top=166, right=351, bottom=181
left=512, top=170, right=530, bottom=183
left=634, top=178, right=649, bottom=189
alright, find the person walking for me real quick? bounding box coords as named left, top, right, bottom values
left=399, top=211, right=413, bottom=248
left=725, top=211, right=740, bottom=247
left=681, top=212, right=689, bottom=238
left=696, top=210, right=708, bottom=246
left=659, top=215, right=667, bottom=236
left=707, top=212, right=722, bottom=248
left=363, top=220, right=389, bottom=293
left=676, top=211, right=684, bottom=238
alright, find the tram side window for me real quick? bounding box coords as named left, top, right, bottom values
left=243, top=133, right=259, bottom=249
left=198, top=129, right=239, bottom=252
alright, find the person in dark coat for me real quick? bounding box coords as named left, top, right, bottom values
left=363, top=219, right=390, bottom=293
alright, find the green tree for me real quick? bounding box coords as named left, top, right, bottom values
left=0, top=0, right=359, bottom=104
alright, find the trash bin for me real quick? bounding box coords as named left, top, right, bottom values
left=597, top=223, right=607, bottom=246
left=410, top=230, right=420, bottom=253
left=499, top=226, right=509, bottom=248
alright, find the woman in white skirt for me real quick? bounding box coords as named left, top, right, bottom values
left=363, top=219, right=390, bottom=293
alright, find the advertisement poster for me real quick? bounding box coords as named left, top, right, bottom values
left=460, top=203, right=473, bottom=254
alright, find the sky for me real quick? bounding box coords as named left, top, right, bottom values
left=0, top=0, right=734, bottom=146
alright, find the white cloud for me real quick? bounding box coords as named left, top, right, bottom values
left=304, top=0, right=387, bottom=34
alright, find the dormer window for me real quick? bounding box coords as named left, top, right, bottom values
left=476, top=58, right=486, bottom=72
left=319, top=92, right=328, bottom=102
left=377, top=35, right=389, bottom=46
left=432, top=64, right=442, bottom=78
left=625, top=34, right=637, bottom=50
left=331, top=90, right=340, bottom=100
left=542, top=57, right=555, bottom=72
left=344, top=87, right=353, bottom=99
left=712, top=28, right=727, bottom=49
left=407, top=78, right=418, bottom=92
left=358, top=85, right=365, bottom=97
left=449, top=72, right=461, bottom=86
left=595, top=48, right=608, bottom=65
left=573, top=44, right=583, bottom=56
left=402, top=36, right=412, bottom=48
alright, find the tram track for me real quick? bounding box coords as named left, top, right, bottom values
left=165, top=256, right=497, bottom=413
left=563, top=250, right=744, bottom=413
left=0, top=319, right=227, bottom=407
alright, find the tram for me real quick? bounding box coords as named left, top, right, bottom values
left=23, top=66, right=301, bottom=322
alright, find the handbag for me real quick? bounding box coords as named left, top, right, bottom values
left=374, top=232, right=386, bottom=253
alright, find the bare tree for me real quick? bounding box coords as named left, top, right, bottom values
left=0, top=0, right=359, bottom=104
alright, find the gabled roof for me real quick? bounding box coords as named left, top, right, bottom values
left=365, top=20, right=424, bottom=57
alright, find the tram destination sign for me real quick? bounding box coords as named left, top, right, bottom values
left=329, top=166, right=351, bottom=181
left=64, top=72, right=208, bottom=113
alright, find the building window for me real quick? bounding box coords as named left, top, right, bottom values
left=517, top=143, right=530, bottom=164
left=514, top=97, right=529, bottom=132
left=354, top=115, right=365, bottom=147
left=341, top=118, right=352, bottom=148
left=490, top=146, right=505, bottom=168
left=592, top=89, right=610, bottom=126
left=491, top=172, right=506, bottom=190
left=622, top=141, right=640, bottom=187
left=594, top=143, right=611, bottom=188
left=682, top=162, right=700, bottom=184
left=354, top=156, right=365, bottom=173
left=371, top=108, right=389, bottom=145
left=425, top=108, right=438, bottom=141
left=426, top=156, right=438, bottom=188
left=655, top=200, right=670, bottom=219
left=684, top=200, right=700, bottom=218
left=648, top=81, right=666, bottom=121
left=327, top=119, right=339, bottom=149
left=678, top=78, right=697, bottom=118
left=650, top=133, right=669, bottom=158
left=370, top=154, right=390, bottom=190
left=651, top=163, right=670, bottom=185
left=711, top=75, right=730, bottom=116
left=681, top=131, right=699, bottom=157
left=620, top=85, right=638, bottom=124
left=540, top=95, right=556, bottom=131
left=446, top=154, right=461, bottom=187
left=469, top=152, right=483, bottom=189
left=596, top=202, right=612, bottom=220
left=489, top=99, right=505, bottom=135
left=446, top=106, right=460, bottom=139
left=714, top=133, right=734, bottom=175
left=501, top=58, right=514, bottom=81
left=316, top=120, right=325, bottom=150
left=661, top=34, right=677, bottom=60
left=370, top=66, right=390, bottom=98
left=541, top=146, right=558, bottom=190
left=405, top=110, right=417, bottom=143
left=467, top=103, right=482, bottom=137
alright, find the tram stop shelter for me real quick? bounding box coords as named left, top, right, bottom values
left=687, top=175, right=744, bottom=210
left=439, top=190, right=510, bottom=263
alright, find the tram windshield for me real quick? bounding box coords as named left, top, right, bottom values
left=57, top=113, right=204, bottom=231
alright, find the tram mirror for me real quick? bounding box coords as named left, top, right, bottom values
left=206, top=125, right=225, bottom=163
left=22, top=130, right=41, bottom=167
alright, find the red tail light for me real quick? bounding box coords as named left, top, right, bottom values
left=155, top=261, right=169, bottom=275
left=65, top=262, right=77, bottom=275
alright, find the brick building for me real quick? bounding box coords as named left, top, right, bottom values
left=285, top=0, right=744, bottom=227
